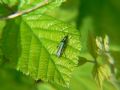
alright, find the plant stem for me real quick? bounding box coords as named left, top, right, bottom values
left=86, top=59, right=96, bottom=63
left=0, top=0, right=49, bottom=20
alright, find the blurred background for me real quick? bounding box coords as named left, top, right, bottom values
left=0, top=0, right=120, bottom=90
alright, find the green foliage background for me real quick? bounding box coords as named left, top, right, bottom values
left=0, top=0, right=120, bottom=90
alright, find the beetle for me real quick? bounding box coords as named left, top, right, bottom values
left=56, top=35, right=68, bottom=57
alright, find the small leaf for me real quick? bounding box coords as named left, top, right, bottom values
left=78, top=57, right=88, bottom=66
left=96, top=35, right=110, bottom=55
left=92, top=64, right=111, bottom=89
left=104, top=35, right=109, bottom=52
left=96, top=36, right=103, bottom=54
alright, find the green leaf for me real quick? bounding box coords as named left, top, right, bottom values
left=0, top=0, right=65, bottom=16
left=95, top=35, right=110, bottom=55
left=0, top=0, right=18, bottom=7
left=18, top=14, right=81, bottom=87
left=19, top=0, right=65, bottom=13
left=78, top=57, right=88, bottom=66
left=2, top=14, right=81, bottom=87
left=2, top=18, right=22, bottom=68
left=92, top=64, right=111, bottom=89
left=0, top=0, right=19, bottom=18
